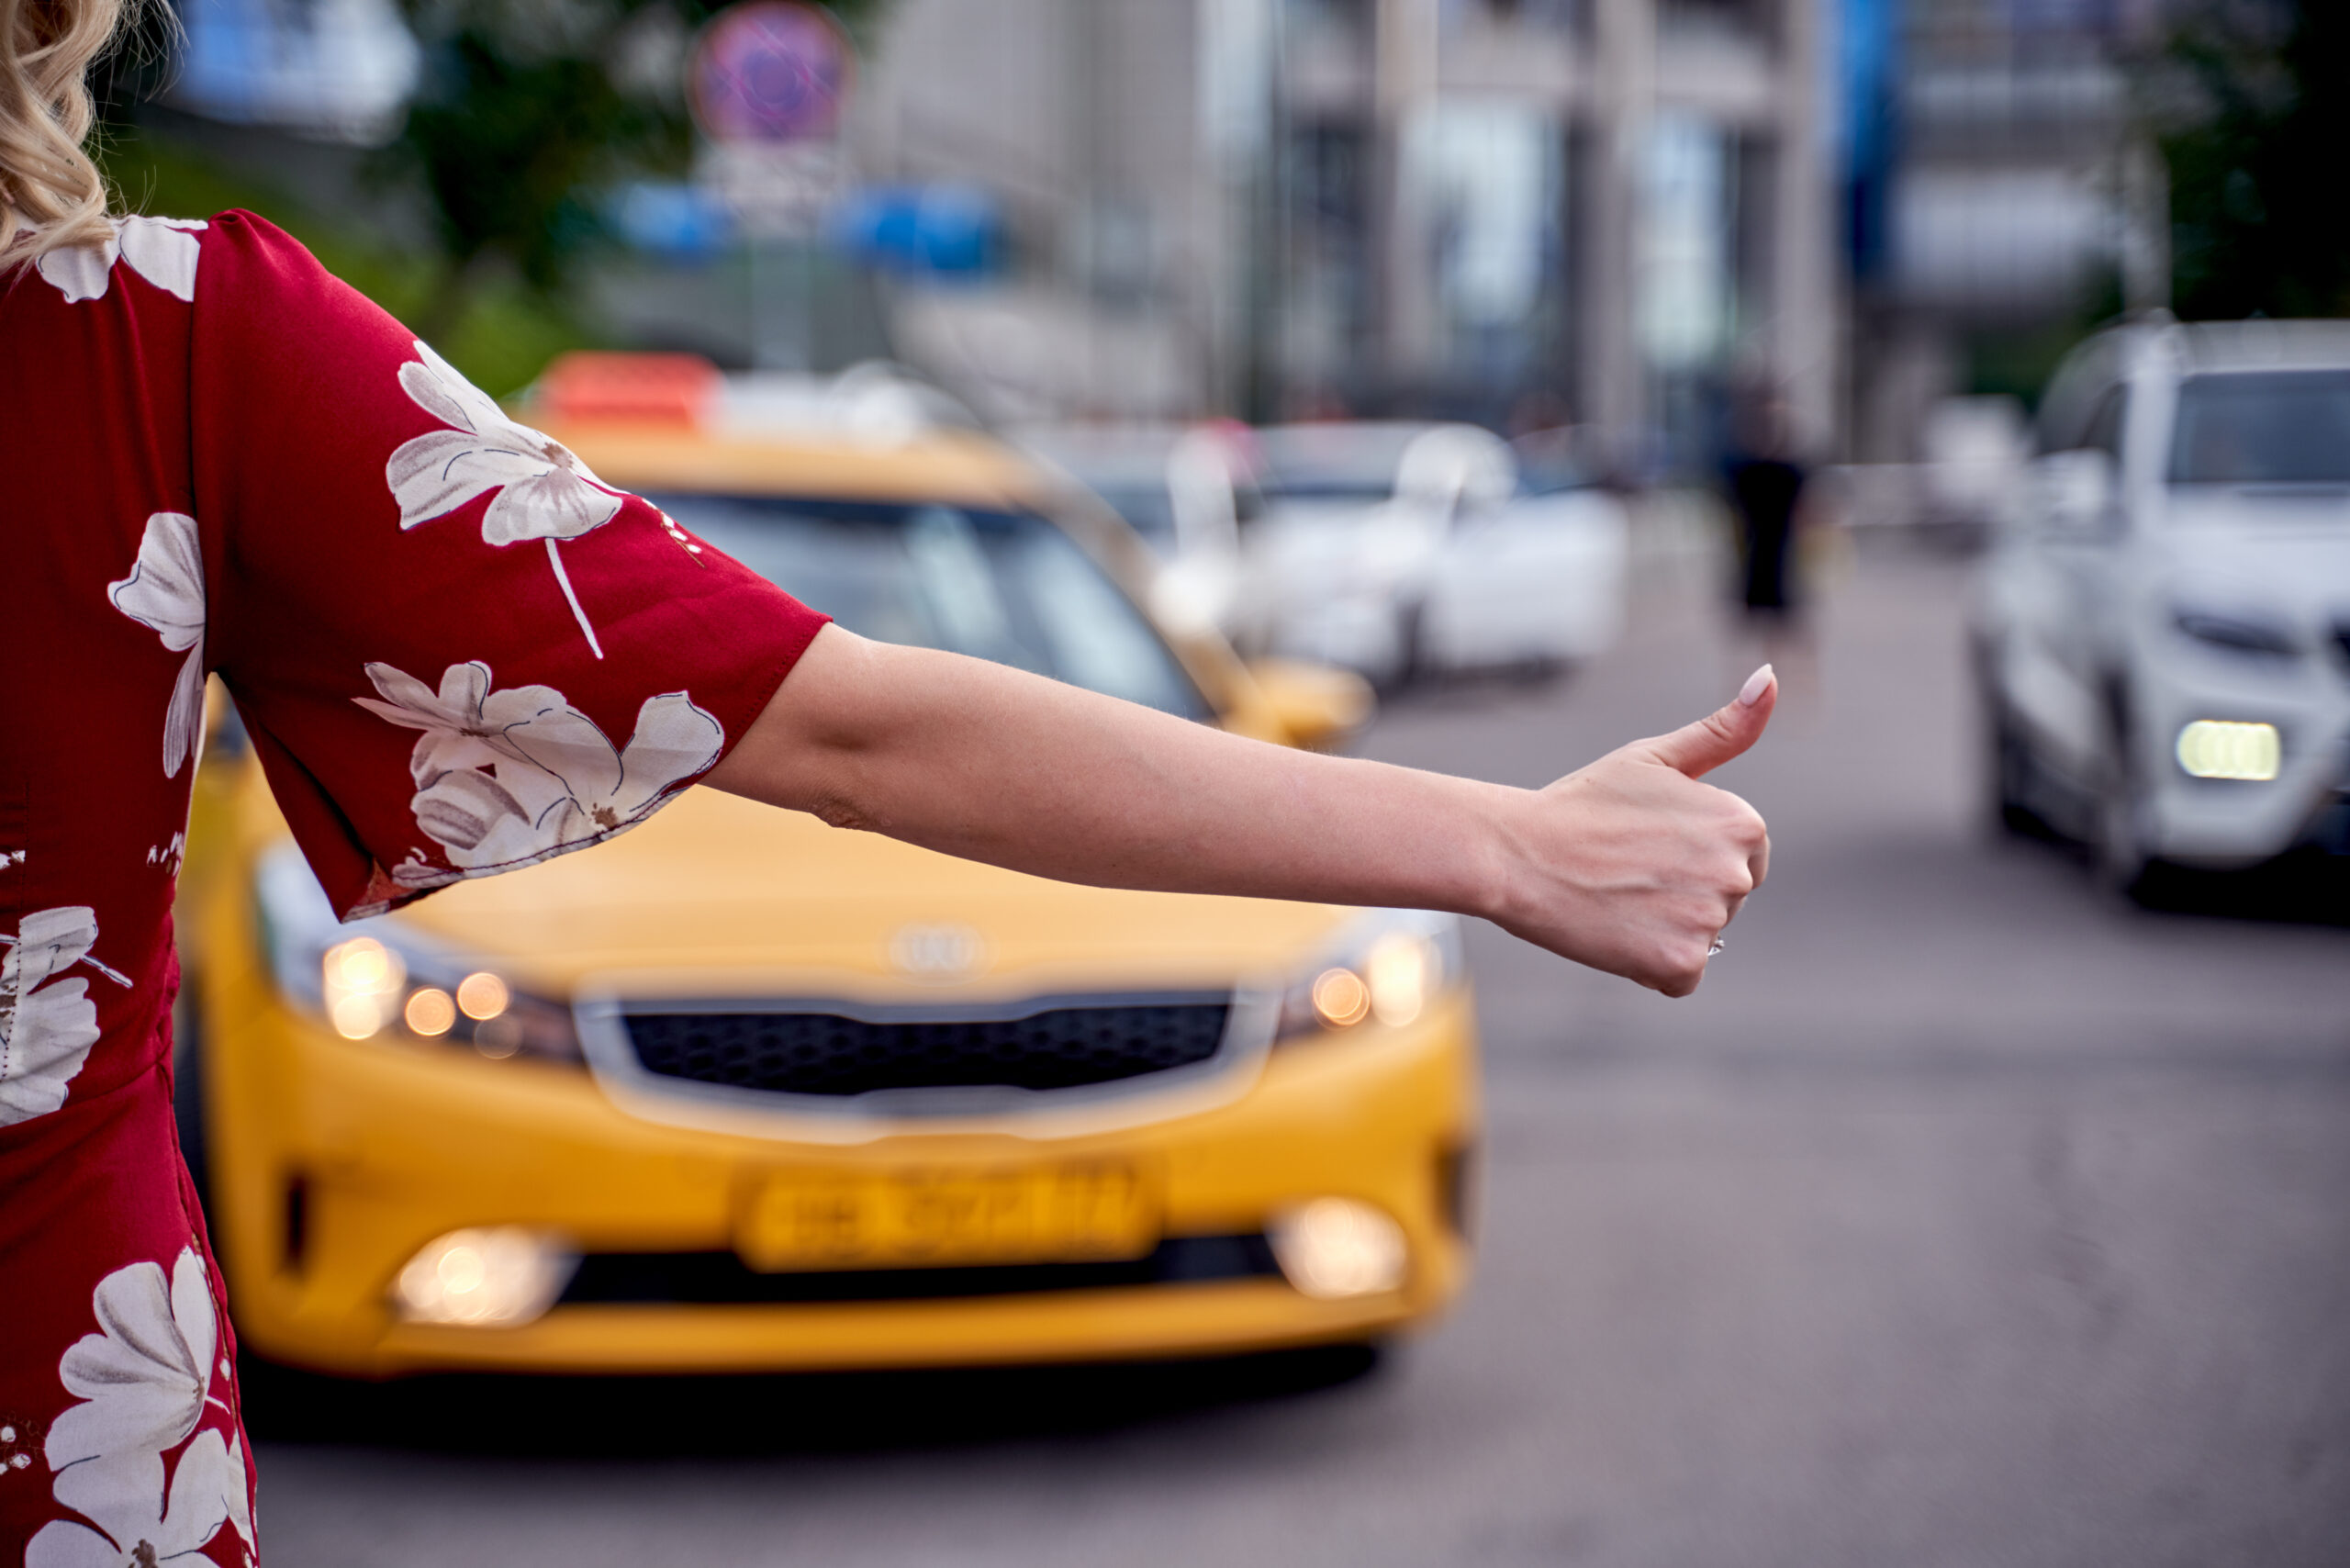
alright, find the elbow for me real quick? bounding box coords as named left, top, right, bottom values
left=804, top=787, right=887, bottom=835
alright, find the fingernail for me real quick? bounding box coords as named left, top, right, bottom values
left=1737, top=664, right=1774, bottom=707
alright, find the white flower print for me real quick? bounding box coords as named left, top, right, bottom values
left=0, top=906, right=128, bottom=1128
left=349, top=659, right=560, bottom=788
left=108, top=512, right=207, bottom=778
left=386, top=340, right=625, bottom=657
left=34, top=217, right=207, bottom=305
left=29, top=1249, right=252, bottom=1568
left=355, top=661, right=723, bottom=886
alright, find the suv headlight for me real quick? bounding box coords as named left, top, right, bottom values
left=254, top=844, right=583, bottom=1063
left=2173, top=607, right=2300, bottom=658
left=1274, top=909, right=1462, bottom=1043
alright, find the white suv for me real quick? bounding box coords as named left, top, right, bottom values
left=1973, top=317, right=2350, bottom=891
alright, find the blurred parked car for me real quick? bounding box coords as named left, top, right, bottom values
left=181, top=356, right=1476, bottom=1378
left=1419, top=428, right=1628, bottom=678
left=1919, top=396, right=2030, bottom=534
left=1013, top=421, right=1258, bottom=643
left=1026, top=420, right=1628, bottom=688
left=1013, top=422, right=1248, bottom=561
left=1973, top=318, right=2350, bottom=890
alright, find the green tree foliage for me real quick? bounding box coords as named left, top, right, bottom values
left=386, top=0, right=877, bottom=336
left=2158, top=0, right=2350, bottom=319
left=97, top=121, right=592, bottom=395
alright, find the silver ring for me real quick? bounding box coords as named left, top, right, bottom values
left=1707, top=935, right=1726, bottom=957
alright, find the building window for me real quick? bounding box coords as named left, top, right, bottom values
left=1400, top=100, right=1566, bottom=398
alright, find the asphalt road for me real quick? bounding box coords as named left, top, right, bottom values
left=249, top=534, right=2350, bottom=1568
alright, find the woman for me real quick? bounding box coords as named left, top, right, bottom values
left=0, top=3, right=1771, bottom=1561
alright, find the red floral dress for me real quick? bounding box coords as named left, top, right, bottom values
left=0, top=212, right=827, bottom=1565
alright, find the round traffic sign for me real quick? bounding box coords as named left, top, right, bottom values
left=691, top=2, right=853, bottom=146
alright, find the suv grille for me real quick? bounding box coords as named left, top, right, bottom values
left=621, top=1000, right=1232, bottom=1097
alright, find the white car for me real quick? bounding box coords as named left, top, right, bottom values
left=1021, top=420, right=1629, bottom=687
left=1010, top=423, right=1213, bottom=562
left=1011, top=421, right=1259, bottom=646
left=1973, top=317, right=2350, bottom=891
left=1243, top=422, right=1626, bottom=685
left=1238, top=423, right=1478, bottom=681
left=1418, top=431, right=1628, bottom=678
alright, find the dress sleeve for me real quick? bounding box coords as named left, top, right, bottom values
left=189, top=211, right=830, bottom=919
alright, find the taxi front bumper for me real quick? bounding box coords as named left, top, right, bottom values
left=200, top=938, right=1479, bottom=1378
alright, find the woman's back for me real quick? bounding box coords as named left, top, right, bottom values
left=0, top=211, right=824, bottom=1565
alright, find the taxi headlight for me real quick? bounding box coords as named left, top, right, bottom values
left=391, top=1227, right=577, bottom=1327
left=1275, top=910, right=1460, bottom=1042
left=322, top=935, right=405, bottom=1039
left=255, top=844, right=583, bottom=1063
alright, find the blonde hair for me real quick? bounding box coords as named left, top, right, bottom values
left=0, top=0, right=135, bottom=270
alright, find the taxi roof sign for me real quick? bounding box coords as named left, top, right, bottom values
left=538, top=353, right=722, bottom=425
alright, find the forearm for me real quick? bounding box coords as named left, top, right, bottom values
left=707, top=623, right=1774, bottom=995
left=707, top=625, right=1521, bottom=919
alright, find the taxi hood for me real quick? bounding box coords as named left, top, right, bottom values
left=381, top=788, right=1354, bottom=1000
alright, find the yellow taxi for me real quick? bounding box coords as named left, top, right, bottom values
left=179, top=355, right=1480, bottom=1378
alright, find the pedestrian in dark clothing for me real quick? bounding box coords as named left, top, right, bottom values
left=1722, top=394, right=1814, bottom=688
left=1729, top=451, right=1805, bottom=619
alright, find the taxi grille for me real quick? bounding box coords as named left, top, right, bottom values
left=558, top=1234, right=1281, bottom=1305
left=620, top=1000, right=1231, bottom=1097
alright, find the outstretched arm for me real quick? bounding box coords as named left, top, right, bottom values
left=705, top=625, right=1775, bottom=997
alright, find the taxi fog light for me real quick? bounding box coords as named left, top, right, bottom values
left=391, top=1227, right=576, bottom=1327
left=2176, top=720, right=2280, bottom=781
left=1268, top=1198, right=1408, bottom=1300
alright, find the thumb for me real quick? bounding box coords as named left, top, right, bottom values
left=1639, top=665, right=1778, bottom=778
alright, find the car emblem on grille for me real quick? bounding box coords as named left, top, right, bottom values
left=889, top=923, right=989, bottom=980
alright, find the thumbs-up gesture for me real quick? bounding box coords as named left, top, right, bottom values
left=1497, top=666, right=1777, bottom=996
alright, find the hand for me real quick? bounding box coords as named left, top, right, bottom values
left=1495, top=666, right=1776, bottom=996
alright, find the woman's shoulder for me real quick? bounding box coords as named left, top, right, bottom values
left=186, top=208, right=336, bottom=284
left=21, top=208, right=321, bottom=309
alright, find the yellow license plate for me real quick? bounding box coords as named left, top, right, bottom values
left=738, top=1162, right=1157, bottom=1272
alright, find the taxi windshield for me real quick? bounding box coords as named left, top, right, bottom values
left=648, top=494, right=1213, bottom=720
left=1077, top=482, right=1180, bottom=552
left=2167, top=370, right=2350, bottom=489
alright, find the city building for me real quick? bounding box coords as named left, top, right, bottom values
left=1849, top=0, right=2173, bottom=462
left=849, top=0, right=1840, bottom=468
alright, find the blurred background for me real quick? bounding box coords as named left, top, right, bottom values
left=115, top=1, right=2350, bottom=1563
left=105, top=0, right=2334, bottom=443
